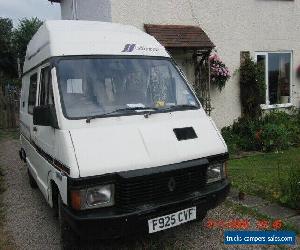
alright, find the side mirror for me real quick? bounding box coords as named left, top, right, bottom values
left=33, top=105, right=59, bottom=129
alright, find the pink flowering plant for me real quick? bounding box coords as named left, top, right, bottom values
left=209, top=54, right=231, bottom=91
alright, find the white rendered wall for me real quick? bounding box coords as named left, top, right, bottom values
left=111, top=0, right=300, bottom=128
left=60, top=0, right=112, bottom=21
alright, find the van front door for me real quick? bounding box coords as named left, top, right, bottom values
left=32, top=65, right=56, bottom=198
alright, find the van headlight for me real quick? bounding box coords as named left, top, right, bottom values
left=207, top=163, right=226, bottom=184
left=70, top=184, right=115, bottom=210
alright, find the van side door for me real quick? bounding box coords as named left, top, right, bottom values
left=21, top=72, right=40, bottom=175
left=21, top=73, right=38, bottom=141
left=32, top=65, right=56, bottom=196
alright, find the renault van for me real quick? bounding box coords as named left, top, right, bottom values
left=19, top=20, right=230, bottom=248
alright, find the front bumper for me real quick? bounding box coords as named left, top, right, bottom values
left=62, top=180, right=230, bottom=239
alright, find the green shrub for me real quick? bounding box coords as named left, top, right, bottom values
left=222, top=117, right=260, bottom=153
left=239, top=54, right=265, bottom=118
left=259, top=123, right=290, bottom=152
left=222, top=110, right=300, bottom=153
left=222, top=128, right=243, bottom=154
left=278, top=166, right=300, bottom=209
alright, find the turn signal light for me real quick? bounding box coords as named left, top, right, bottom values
left=70, top=190, right=82, bottom=210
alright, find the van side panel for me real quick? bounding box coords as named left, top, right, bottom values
left=31, top=64, right=56, bottom=195
left=20, top=69, right=48, bottom=199
left=55, top=130, right=80, bottom=178
left=20, top=66, right=79, bottom=207
left=21, top=130, right=77, bottom=206
left=20, top=74, right=32, bottom=141
left=23, top=135, right=49, bottom=199
left=20, top=65, right=51, bottom=199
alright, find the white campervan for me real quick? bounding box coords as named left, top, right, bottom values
left=19, top=20, right=230, bottom=248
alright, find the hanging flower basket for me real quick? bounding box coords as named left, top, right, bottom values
left=209, top=54, right=231, bottom=91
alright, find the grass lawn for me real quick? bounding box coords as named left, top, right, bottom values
left=228, top=147, right=300, bottom=209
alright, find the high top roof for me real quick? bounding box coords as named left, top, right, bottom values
left=23, top=20, right=169, bottom=73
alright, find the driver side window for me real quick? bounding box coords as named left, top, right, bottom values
left=28, top=73, right=38, bottom=115
left=39, top=66, right=54, bottom=106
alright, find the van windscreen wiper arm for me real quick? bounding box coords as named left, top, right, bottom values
left=160, top=104, right=199, bottom=112
left=86, top=107, right=158, bottom=123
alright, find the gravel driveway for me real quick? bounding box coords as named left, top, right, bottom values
left=0, top=138, right=296, bottom=250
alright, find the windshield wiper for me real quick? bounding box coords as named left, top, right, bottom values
left=86, top=107, right=158, bottom=123
left=160, top=104, right=199, bottom=112
left=86, top=105, right=198, bottom=123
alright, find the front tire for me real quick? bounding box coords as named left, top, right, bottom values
left=195, top=211, right=207, bottom=222
left=58, top=195, right=80, bottom=250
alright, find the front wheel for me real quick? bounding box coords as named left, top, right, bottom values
left=195, top=211, right=207, bottom=222
left=58, top=195, right=80, bottom=250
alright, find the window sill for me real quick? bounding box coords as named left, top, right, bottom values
left=260, top=103, right=294, bottom=110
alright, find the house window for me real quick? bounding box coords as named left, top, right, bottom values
left=255, top=52, right=292, bottom=106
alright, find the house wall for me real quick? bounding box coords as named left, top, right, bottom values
left=60, top=0, right=112, bottom=21
left=110, top=0, right=300, bottom=128
left=58, top=0, right=300, bottom=128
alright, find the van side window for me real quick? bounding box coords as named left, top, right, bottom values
left=28, top=73, right=38, bottom=114
left=39, top=66, right=54, bottom=106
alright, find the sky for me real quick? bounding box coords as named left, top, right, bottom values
left=0, top=0, right=61, bottom=26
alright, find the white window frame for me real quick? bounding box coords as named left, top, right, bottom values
left=255, top=51, right=293, bottom=110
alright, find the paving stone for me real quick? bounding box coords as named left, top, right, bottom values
left=227, top=188, right=239, bottom=202
left=257, top=204, right=298, bottom=219
left=228, top=188, right=239, bottom=199
left=238, top=195, right=269, bottom=208
left=287, top=216, right=300, bottom=230
left=228, top=189, right=268, bottom=208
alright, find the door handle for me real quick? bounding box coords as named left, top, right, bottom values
left=33, top=126, right=38, bottom=132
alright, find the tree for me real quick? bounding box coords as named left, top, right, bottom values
left=0, top=17, right=17, bottom=80
left=13, top=17, right=43, bottom=71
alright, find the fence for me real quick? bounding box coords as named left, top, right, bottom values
left=0, top=88, right=20, bottom=129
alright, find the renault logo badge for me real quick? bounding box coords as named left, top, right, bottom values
left=168, top=177, right=176, bottom=192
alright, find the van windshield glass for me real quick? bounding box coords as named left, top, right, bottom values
left=57, top=57, right=199, bottom=119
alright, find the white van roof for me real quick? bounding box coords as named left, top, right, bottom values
left=23, top=20, right=170, bottom=73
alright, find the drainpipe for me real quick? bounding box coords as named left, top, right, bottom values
left=71, top=0, right=78, bottom=20
left=207, top=54, right=211, bottom=116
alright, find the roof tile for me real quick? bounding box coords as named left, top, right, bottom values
left=144, top=24, right=214, bottom=49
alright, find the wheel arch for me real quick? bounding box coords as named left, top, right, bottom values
left=48, top=171, right=68, bottom=208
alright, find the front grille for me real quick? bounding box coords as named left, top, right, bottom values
left=115, top=164, right=207, bottom=211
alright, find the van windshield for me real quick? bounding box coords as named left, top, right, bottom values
left=57, top=57, right=199, bottom=119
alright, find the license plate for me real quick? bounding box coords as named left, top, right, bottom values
left=148, top=207, right=196, bottom=233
